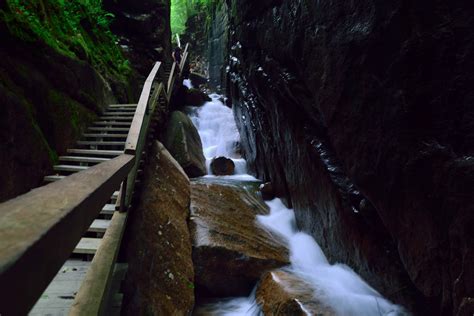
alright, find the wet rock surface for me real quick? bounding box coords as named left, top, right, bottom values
left=164, top=111, right=207, bottom=177
left=210, top=156, right=235, bottom=175
left=259, top=182, right=275, bottom=201
left=104, top=0, right=172, bottom=76
left=123, top=141, right=194, bottom=315
left=190, top=181, right=289, bottom=298
left=185, top=87, right=212, bottom=107
left=0, top=25, right=124, bottom=202
left=209, top=0, right=474, bottom=314
left=256, top=270, right=336, bottom=316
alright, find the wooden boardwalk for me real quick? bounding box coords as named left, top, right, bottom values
left=0, top=45, right=189, bottom=315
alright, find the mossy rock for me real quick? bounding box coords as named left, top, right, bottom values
left=163, top=111, right=207, bottom=177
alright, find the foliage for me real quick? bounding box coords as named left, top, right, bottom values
left=171, top=0, right=216, bottom=36
left=0, top=0, right=130, bottom=79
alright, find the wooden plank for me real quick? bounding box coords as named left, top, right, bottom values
left=103, top=264, right=128, bottom=316
left=67, top=149, right=123, bottom=156
left=44, top=175, right=66, bottom=182
left=167, top=62, right=177, bottom=94
left=125, top=62, right=162, bottom=155
left=54, top=165, right=89, bottom=173
left=77, top=141, right=126, bottom=146
left=88, top=127, right=130, bottom=133
left=29, top=260, right=90, bottom=315
left=88, top=219, right=111, bottom=233
left=98, top=116, right=133, bottom=121
left=94, top=122, right=132, bottom=126
left=107, top=104, right=137, bottom=108
left=70, top=212, right=128, bottom=316
left=101, top=204, right=116, bottom=216
left=103, top=112, right=135, bottom=116
left=73, top=238, right=101, bottom=255
left=82, top=134, right=128, bottom=138
left=0, top=154, right=135, bottom=315
left=59, top=156, right=111, bottom=164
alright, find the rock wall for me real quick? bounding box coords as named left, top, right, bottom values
left=209, top=0, right=474, bottom=314
left=208, top=1, right=229, bottom=91
left=0, top=23, right=117, bottom=202
left=105, top=0, right=172, bottom=77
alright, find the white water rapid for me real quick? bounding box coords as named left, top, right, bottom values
left=186, top=86, right=407, bottom=316
left=186, top=92, right=256, bottom=181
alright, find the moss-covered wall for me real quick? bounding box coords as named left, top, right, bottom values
left=0, top=0, right=137, bottom=202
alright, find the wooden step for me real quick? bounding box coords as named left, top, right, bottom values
left=94, top=122, right=132, bottom=126
left=82, top=134, right=128, bottom=138
left=88, top=127, right=130, bottom=132
left=101, top=204, right=117, bottom=215
left=59, top=156, right=111, bottom=164
left=29, top=260, right=91, bottom=315
left=99, top=116, right=133, bottom=121
left=103, top=110, right=135, bottom=117
left=77, top=141, right=126, bottom=146
left=44, top=175, right=66, bottom=182
left=103, top=109, right=135, bottom=116
left=88, top=219, right=111, bottom=233
left=67, top=149, right=123, bottom=156
left=74, top=238, right=101, bottom=255
left=54, top=165, right=89, bottom=173
left=110, top=191, right=120, bottom=203
left=108, top=104, right=137, bottom=108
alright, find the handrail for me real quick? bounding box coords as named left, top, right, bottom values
left=179, top=43, right=189, bottom=73
left=125, top=61, right=162, bottom=155
left=167, top=62, right=177, bottom=94
left=71, top=65, right=167, bottom=315
left=0, top=154, right=135, bottom=316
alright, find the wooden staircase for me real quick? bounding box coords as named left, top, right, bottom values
left=0, top=44, right=190, bottom=316
left=30, top=104, right=138, bottom=315
left=30, top=86, right=169, bottom=315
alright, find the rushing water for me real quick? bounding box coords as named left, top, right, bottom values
left=186, top=85, right=406, bottom=316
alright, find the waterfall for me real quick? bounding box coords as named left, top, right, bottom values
left=186, top=87, right=407, bottom=316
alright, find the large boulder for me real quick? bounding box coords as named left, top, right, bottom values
left=189, top=72, right=209, bottom=87
left=189, top=181, right=289, bottom=297
left=185, top=88, right=211, bottom=107
left=164, top=111, right=207, bottom=177
left=256, top=270, right=336, bottom=316
left=210, top=156, right=235, bottom=175
left=123, top=141, right=195, bottom=315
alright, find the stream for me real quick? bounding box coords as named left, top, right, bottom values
left=183, top=80, right=406, bottom=316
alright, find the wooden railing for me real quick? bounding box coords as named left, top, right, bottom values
left=0, top=155, right=135, bottom=315
left=166, top=43, right=190, bottom=102
left=0, top=52, right=187, bottom=315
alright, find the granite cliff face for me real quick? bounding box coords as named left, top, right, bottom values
left=105, top=0, right=172, bottom=77
left=209, top=1, right=474, bottom=314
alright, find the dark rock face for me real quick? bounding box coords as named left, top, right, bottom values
left=259, top=182, right=275, bottom=201
left=123, top=142, right=194, bottom=315
left=210, top=0, right=474, bottom=314
left=185, top=87, right=211, bottom=107
left=210, top=156, right=235, bottom=175
left=105, top=0, right=172, bottom=77
left=0, top=28, right=119, bottom=202
left=208, top=1, right=229, bottom=91
left=189, top=181, right=289, bottom=298
left=163, top=111, right=207, bottom=177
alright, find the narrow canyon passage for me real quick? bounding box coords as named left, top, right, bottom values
left=182, top=82, right=406, bottom=315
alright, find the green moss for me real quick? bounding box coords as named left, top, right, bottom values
left=47, top=89, right=96, bottom=138
left=171, top=0, right=216, bottom=36
left=0, top=0, right=130, bottom=81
